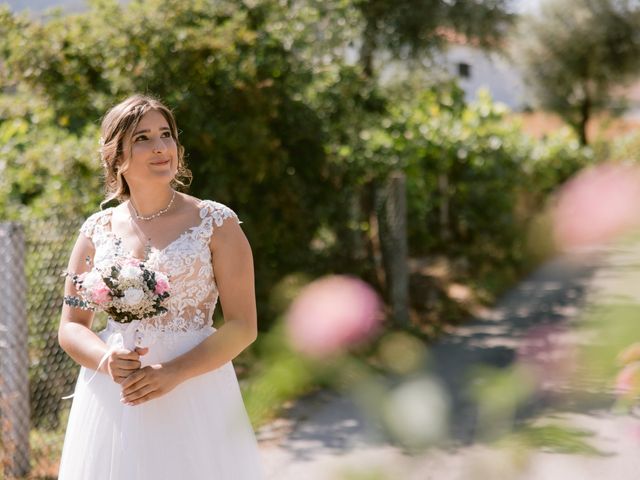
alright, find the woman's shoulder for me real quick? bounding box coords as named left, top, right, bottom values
left=79, top=206, right=114, bottom=239
left=84, top=205, right=115, bottom=225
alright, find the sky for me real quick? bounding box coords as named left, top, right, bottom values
left=6, top=0, right=541, bottom=15
left=3, top=0, right=85, bottom=13
left=516, top=0, right=541, bottom=13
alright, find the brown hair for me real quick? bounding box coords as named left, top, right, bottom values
left=98, top=94, right=192, bottom=209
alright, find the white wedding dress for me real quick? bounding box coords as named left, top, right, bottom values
left=58, top=199, right=265, bottom=479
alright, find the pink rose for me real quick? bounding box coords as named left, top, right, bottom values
left=154, top=274, right=170, bottom=295
left=90, top=282, right=111, bottom=305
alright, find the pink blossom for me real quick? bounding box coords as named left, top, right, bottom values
left=285, top=275, right=383, bottom=358
left=552, top=162, right=640, bottom=251
left=154, top=275, right=170, bottom=295
left=90, top=282, right=111, bottom=305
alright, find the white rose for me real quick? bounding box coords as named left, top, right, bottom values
left=120, top=265, right=142, bottom=281
left=122, top=288, right=144, bottom=306
left=155, top=272, right=169, bottom=284
left=81, top=270, right=103, bottom=291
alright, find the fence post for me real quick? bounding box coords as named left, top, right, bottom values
left=377, top=172, right=410, bottom=327
left=0, top=222, right=30, bottom=478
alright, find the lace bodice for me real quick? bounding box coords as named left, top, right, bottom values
left=79, top=199, right=239, bottom=334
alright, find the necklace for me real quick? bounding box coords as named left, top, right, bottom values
left=130, top=190, right=176, bottom=221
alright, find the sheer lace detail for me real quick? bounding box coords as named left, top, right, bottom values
left=78, top=199, right=239, bottom=334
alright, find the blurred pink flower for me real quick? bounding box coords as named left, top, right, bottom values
left=285, top=275, right=383, bottom=358
left=552, top=162, right=640, bottom=251
left=616, top=362, right=640, bottom=397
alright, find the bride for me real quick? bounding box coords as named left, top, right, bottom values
left=57, top=94, right=265, bottom=479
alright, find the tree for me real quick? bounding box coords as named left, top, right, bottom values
left=513, top=0, right=640, bottom=145
left=356, top=0, right=513, bottom=77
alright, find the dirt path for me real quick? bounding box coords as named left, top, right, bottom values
left=257, top=243, right=640, bottom=479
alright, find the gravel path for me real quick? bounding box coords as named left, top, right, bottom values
left=257, top=243, right=640, bottom=479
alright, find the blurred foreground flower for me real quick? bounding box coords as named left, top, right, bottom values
left=615, top=362, right=640, bottom=397
left=552, top=162, right=640, bottom=251
left=285, top=275, right=382, bottom=358
left=382, top=376, right=449, bottom=450
left=617, top=342, right=640, bottom=366
left=614, top=344, right=640, bottom=409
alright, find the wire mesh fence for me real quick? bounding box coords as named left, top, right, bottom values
left=0, top=216, right=107, bottom=479
left=0, top=223, right=29, bottom=479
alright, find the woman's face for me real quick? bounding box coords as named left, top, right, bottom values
left=121, top=109, right=178, bottom=188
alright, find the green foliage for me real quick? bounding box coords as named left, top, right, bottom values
left=353, top=0, right=513, bottom=78
left=356, top=85, right=591, bottom=271
left=0, top=0, right=592, bottom=321
left=512, top=0, right=640, bottom=144
left=0, top=0, right=343, bottom=320
left=0, top=89, right=103, bottom=222
left=597, top=128, right=640, bottom=164
left=356, top=0, right=513, bottom=54
left=509, top=423, right=604, bottom=456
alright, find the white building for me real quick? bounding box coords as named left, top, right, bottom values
left=437, top=31, right=529, bottom=111
left=374, top=29, right=530, bottom=111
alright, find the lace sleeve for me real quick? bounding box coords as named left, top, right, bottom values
left=200, top=200, right=241, bottom=235
left=79, top=210, right=109, bottom=241
left=202, top=200, right=241, bottom=226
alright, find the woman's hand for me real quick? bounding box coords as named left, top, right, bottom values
left=119, top=359, right=182, bottom=406
left=105, top=347, right=148, bottom=385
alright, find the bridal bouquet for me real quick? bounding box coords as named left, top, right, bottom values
left=63, top=257, right=171, bottom=324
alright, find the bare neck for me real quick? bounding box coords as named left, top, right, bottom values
left=127, top=187, right=176, bottom=218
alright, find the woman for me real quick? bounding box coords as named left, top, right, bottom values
left=57, top=94, right=265, bottom=479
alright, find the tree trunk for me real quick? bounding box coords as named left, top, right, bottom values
left=578, top=91, right=591, bottom=146
left=360, top=17, right=377, bottom=79
left=438, top=172, right=451, bottom=242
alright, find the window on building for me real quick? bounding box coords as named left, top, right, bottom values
left=457, top=62, right=471, bottom=79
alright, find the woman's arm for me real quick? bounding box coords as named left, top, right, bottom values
left=120, top=217, right=257, bottom=405
left=167, top=216, right=258, bottom=379
left=58, top=233, right=142, bottom=381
